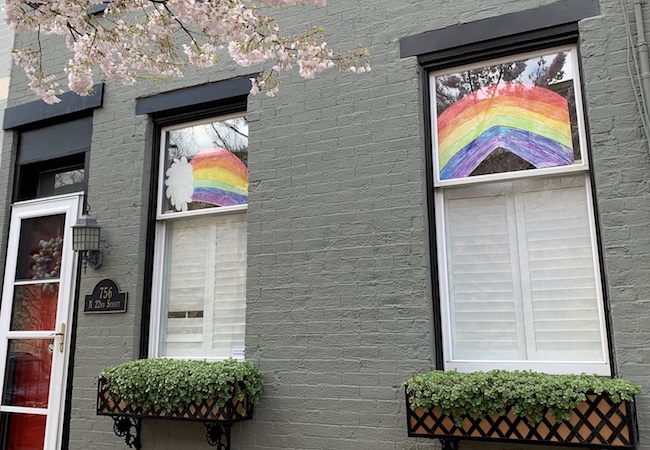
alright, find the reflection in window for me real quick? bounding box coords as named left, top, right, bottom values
left=152, top=113, right=248, bottom=361
left=163, top=116, right=248, bottom=213
left=15, top=215, right=65, bottom=282
left=0, top=413, right=47, bottom=450
left=10, top=285, right=59, bottom=332
left=431, top=46, right=610, bottom=375
left=37, top=164, right=85, bottom=197
left=2, top=339, right=53, bottom=408
left=434, top=49, right=583, bottom=180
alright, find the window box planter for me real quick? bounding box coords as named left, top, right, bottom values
left=96, top=358, right=263, bottom=450
left=405, top=370, right=640, bottom=449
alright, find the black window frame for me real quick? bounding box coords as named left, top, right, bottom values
left=399, top=0, right=614, bottom=373
left=136, top=78, right=251, bottom=358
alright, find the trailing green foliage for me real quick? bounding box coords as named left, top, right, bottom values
left=405, top=370, right=640, bottom=426
left=100, top=358, right=263, bottom=412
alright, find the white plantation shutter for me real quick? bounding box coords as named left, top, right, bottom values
left=445, top=192, right=522, bottom=360
left=161, top=213, right=247, bottom=358
left=211, top=216, right=247, bottom=354
left=442, top=174, right=605, bottom=364
left=521, top=177, right=603, bottom=361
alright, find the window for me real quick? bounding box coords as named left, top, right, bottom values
left=431, top=46, right=611, bottom=375
left=18, top=154, right=86, bottom=201
left=13, top=116, right=92, bottom=201
left=149, top=114, right=248, bottom=359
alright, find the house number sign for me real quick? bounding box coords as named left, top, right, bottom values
left=84, top=279, right=128, bottom=313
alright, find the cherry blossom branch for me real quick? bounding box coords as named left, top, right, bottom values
left=7, top=0, right=370, bottom=103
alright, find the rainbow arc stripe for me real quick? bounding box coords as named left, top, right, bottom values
left=437, top=83, right=574, bottom=180
left=190, top=147, right=248, bottom=207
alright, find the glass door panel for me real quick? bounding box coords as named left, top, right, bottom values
left=0, top=413, right=47, bottom=450
left=15, top=215, right=65, bottom=282
left=2, top=339, right=53, bottom=408
left=10, top=285, right=59, bottom=332
left=0, top=195, right=80, bottom=450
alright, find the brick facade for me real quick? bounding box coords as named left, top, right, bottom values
left=1, top=0, right=650, bottom=449
left=0, top=0, right=15, bottom=165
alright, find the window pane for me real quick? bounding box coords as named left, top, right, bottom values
left=443, top=175, right=604, bottom=362
left=38, top=165, right=85, bottom=197
left=435, top=49, right=582, bottom=180
left=10, top=284, right=59, bottom=331
left=444, top=190, right=521, bottom=360
left=15, top=215, right=65, bottom=282
left=162, top=117, right=248, bottom=213
left=0, top=413, right=46, bottom=450
left=160, top=213, right=247, bottom=358
left=2, top=339, right=53, bottom=408
left=521, top=178, right=603, bottom=361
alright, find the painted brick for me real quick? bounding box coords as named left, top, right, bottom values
left=0, top=0, right=649, bottom=449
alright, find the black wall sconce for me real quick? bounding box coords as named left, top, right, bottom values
left=72, top=209, right=103, bottom=271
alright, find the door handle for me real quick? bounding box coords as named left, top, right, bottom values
left=52, top=322, right=66, bottom=353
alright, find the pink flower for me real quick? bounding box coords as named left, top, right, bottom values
left=7, top=0, right=368, bottom=101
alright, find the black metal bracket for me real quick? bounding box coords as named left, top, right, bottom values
left=440, top=438, right=459, bottom=450
left=112, top=416, right=142, bottom=450
left=205, top=422, right=232, bottom=449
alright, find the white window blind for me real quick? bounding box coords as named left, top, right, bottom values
left=160, top=213, right=247, bottom=358
left=441, top=174, right=606, bottom=364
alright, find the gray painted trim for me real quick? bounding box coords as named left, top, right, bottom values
left=399, top=0, right=600, bottom=58
left=18, top=116, right=92, bottom=164
left=135, top=76, right=252, bottom=116
left=2, top=83, right=104, bottom=130
left=416, top=24, right=578, bottom=69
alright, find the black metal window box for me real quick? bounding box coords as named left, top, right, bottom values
left=406, top=390, right=639, bottom=449
left=97, top=378, right=253, bottom=450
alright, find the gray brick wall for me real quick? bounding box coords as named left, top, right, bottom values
left=0, top=0, right=14, bottom=80
left=1, top=0, right=650, bottom=449
left=581, top=1, right=650, bottom=438
left=0, top=0, right=15, bottom=167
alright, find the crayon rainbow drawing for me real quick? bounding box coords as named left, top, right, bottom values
left=191, top=147, right=248, bottom=206
left=165, top=147, right=248, bottom=211
left=437, top=83, right=574, bottom=180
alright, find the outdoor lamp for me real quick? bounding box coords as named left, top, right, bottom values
left=72, top=210, right=103, bottom=271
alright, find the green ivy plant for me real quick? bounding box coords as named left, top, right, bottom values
left=405, top=370, right=640, bottom=426
left=100, top=358, right=263, bottom=413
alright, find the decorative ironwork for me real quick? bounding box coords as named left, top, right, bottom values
left=98, top=378, right=253, bottom=448
left=406, top=390, right=639, bottom=449
left=112, top=416, right=141, bottom=450
left=440, top=438, right=459, bottom=450
left=205, top=422, right=230, bottom=449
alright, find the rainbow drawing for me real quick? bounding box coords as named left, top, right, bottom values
left=437, top=83, right=574, bottom=180
left=190, top=147, right=248, bottom=206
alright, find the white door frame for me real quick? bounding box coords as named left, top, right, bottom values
left=0, top=193, right=81, bottom=450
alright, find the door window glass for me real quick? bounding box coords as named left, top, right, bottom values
left=15, top=215, right=65, bottom=282
left=2, top=339, right=53, bottom=408
left=10, top=285, right=59, bottom=331
left=0, top=413, right=46, bottom=450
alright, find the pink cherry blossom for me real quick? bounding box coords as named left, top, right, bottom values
left=6, top=0, right=370, bottom=102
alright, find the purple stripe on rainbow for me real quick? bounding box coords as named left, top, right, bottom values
left=437, top=83, right=574, bottom=179
left=440, top=126, right=573, bottom=180
left=189, top=147, right=248, bottom=207
left=192, top=188, right=248, bottom=207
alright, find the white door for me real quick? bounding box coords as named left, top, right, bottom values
left=0, top=194, right=81, bottom=450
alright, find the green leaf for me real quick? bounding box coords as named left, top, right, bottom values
left=404, top=370, right=640, bottom=424
left=99, top=358, right=264, bottom=411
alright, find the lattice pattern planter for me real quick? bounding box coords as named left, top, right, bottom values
left=406, top=390, right=639, bottom=449
left=98, top=378, right=253, bottom=450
